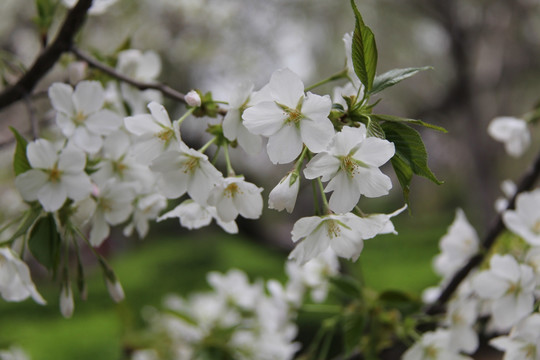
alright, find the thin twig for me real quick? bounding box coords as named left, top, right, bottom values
left=425, top=148, right=540, bottom=315
left=71, top=47, right=186, bottom=104
left=0, top=0, right=93, bottom=110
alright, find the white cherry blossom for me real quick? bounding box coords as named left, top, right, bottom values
left=487, top=116, right=530, bottom=158
left=433, top=209, right=479, bottom=279
left=60, top=283, right=74, bottom=318
left=48, top=81, right=122, bottom=154
left=222, top=81, right=268, bottom=154
left=289, top=213, right=367, bottom=264
left=149, top=145, right=222, bottom=204
left=268, top=171, right=300, bottom=213
left=473, top=254, right=535, bottom=330
left=490, top=313, right=540, bottom=360
left=124, top=101, right=183, bottom=164
left=503, top=189, right=540, bottom=246
left=303, top=125, right=395, bottom=213
left=15, top=139, right=92, bottom=212
left=157, top=200, right=238, bottom=234
left=0, top=247, right=46, bottom=305
left=402, top=329, right=472, bottom=360
left=123, top=193, right=167, bottom=238
left=207, top=176, right=263, bottom=223
left=242, top=68, right=334, bottom=164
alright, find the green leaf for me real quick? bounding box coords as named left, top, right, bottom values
left=371, top=114, right=447, bottom=132
left=330, top=275, right=363, bottom=299
left=381, top=122, right=443, bottom=203
left=9, top=127, right=31, bottom=176
left=366, top=116, right=385, bottom=139
left=28, top=214, right=62, bottom=272
left=370, top=66, right=432, bottom=95
left=350, top=1, right=377, bottom=92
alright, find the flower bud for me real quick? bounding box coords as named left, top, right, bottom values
left=185, top=90, right=202, bottom=107
left=268, top=171, right=300, bottom=213
left=106, top=278, right=125, bottom=303
left=60, top=284, right=74, bottom=318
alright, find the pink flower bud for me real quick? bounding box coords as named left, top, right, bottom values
left=185, top=90, right=201, bottom=107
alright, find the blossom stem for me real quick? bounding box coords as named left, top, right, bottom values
left=223, top=145, right=235, bottom=177
left=316, top=177, right=331, bottom=213
left=300, top=304, right=342, bottom=314
left=304, top=68, right=348, bottom=92
left=176, top=107, right=195, bottom=127
left=294, top=146, right=309, bottom=173
left=198, top=136, right=218, bottom=153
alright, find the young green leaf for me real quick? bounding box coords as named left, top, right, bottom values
left=9, top=127, right=31, bottom=176
left=370, top=66, right=432, bottom=95
left=366, top=116, right=385, bottom=139
left=342, top=305, right=365, bottom=357
left=381, top=122, right=443, bottom=203
left=29, top=214, right=62, bottom=272
left=371, top=114, right=447, bottom=132
left=350, top=0, right=377, bottom=92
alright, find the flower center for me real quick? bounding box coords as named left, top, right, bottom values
left=182, top=156, right=200, bottom=174
left=287, top=109, right=303, bottom=125
left=326, top=220, right=341, bottom=239
left=113, top=161, right=127, bottom=176
left=74, top=111, right=86, bottom=125
left=224, top=183, right=240, bottom=198
left=424, top=345, right=438, bottom=359
left=48, top=164, right=62, bottom=183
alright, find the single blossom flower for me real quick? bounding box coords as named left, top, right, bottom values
left=60, top=283, right=74, bottom=318
left=116, top=49, right=162, bottom=114
left=207, top=176, right=264, bottom=223
left=268, top=171, right=300, bottom=213
left=503, top=189, right=540, bottom=246
left=473, top=254, right=535, bottom=330
left=402, top=329, right=472, bottom=360
left=222, top=81, right=269, bottom=154
left=15, top=139, right=92, bottom=212
left=48, top=81, right=122, bottom=154
left=0, top=247, right=46, bottom=305
left=487, top=116, right=530, bottom=157
left=157, top=200, right=238, bottom=234
left=303, top=125, right=395, bottom=213
left=150, top=145, right=222, bottom=204
left=124, top=101, right=183, bottom=164
left=123, top=193, right=168, bottom=238
left=433, top=209, right=480, bottom=279
left=490, top=313, right=540, bottom=360
left=242, top=68, right=334, bottom=164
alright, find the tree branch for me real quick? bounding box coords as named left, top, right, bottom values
left=425, top=148, right=540, bottom=315
left=71, top=47, right=187, bottom=104
left=0, top=0, right=93, bottom=110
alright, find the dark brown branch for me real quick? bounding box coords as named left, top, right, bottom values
left=0, top=0, right=93, bottom=110
left=71, top=47, right=187, bottom=104
left=426, top=148, right=540, bottom=315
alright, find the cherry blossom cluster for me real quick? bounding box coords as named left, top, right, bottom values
left=130, top=251, right=339, bottom=360
left=410, top=154, right=540, bottom=358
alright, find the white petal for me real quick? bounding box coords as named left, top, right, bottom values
left=215, top=194, right=238, bottom=223
left=291, top=216, right=323, bottom=242
left=266, top=124, right=302, bottom=164
left=147, top=101, right=172, bottom=127
left=242, top=101, right=287, bottom=136
left=15, top=170, right=48, bottom=201
left=72, top=127, right=103, bottom=154
left=89, top=212, right=109, bottom=246
left=223, top=109, right=240, bottom=140
left=85, top=109, right=122, bottom=135
left=300, top=117, right=334, bottom=153
left=237, top=124, right=262, bottom=154
left=303, top=152, right=340, bottom=181
left=58, top=146, right=86, bottom=172
left=269, top=68, right=304, bottom=107
left=137, top=51, right=161, bottom=80
left=235, top=187, right=263, bottom=219
left=473, top=272, right=508, bottom=299
left=38, top=182, right=67, bottom=212
left=27, top=139, right=57, bottom=169
left=326, top=172, right=361, bottom=214
left=62, top=173, right=92, bottom=201
left=48, top=82, right=74, bottom=115
left=354, top=167, right=392, bottom=198
left=124, top=114, right=163, bottom=136
left=73, top=80, right=104, bottom=115
left=56, top=112, right=76, bottom=136
left=354, top=137, right=395, bottom=167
